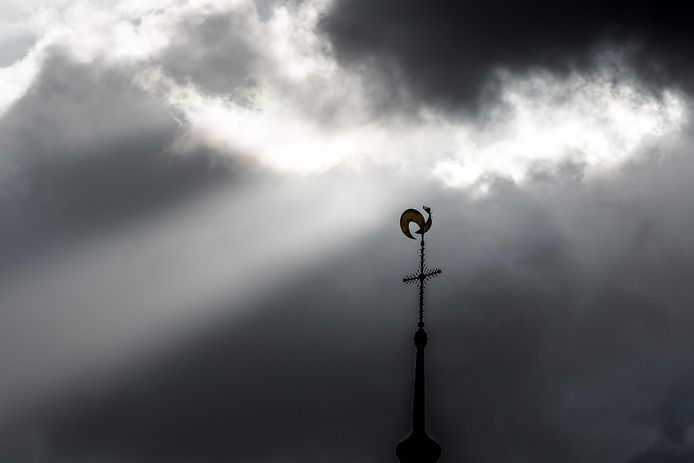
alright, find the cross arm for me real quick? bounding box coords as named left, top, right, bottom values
left=403, top=267, right=442, bottom=284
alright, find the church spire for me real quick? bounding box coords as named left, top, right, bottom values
left=396, top=207, right=442, bottom=463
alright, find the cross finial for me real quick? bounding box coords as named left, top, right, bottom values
left=400, top=206, right=442, bottom=327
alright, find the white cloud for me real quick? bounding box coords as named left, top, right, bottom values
left=434, top=72, right=687, bottom=191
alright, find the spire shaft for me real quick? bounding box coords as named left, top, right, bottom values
left=413, top=328, right=428, bottom=431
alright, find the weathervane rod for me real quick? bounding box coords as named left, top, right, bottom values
left=419, top=234, right=424, bottom=327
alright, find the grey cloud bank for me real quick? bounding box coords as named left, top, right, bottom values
left=5, top=141, right=694, bottom=461
left=0, top=51, right=237, bottom=275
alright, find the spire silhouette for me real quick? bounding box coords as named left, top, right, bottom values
left=396, top=207, right=442, bottom=463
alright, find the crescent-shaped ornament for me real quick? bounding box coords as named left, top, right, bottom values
left=400, top=207, right=433, bottom=239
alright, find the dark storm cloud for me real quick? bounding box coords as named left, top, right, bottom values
left=0, top=51, right=240, bottom=274
left=6, top=137, right=694, bottom=462
left=321, top=0, right=694, bottom=111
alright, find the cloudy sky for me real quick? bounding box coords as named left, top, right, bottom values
left=1, top=0, right=694, bottom=461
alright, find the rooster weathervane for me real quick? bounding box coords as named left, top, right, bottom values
left=396, top=206, right=443, bottom=463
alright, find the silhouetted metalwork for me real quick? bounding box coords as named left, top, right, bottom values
left=396, top=206, right=442, bottom=463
